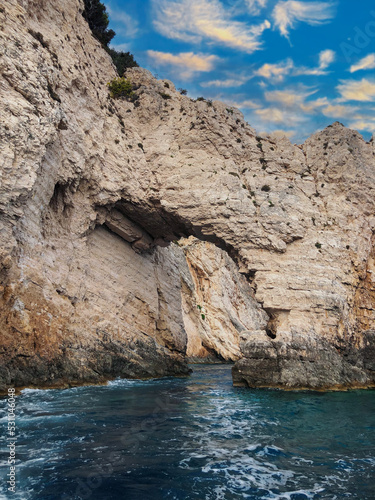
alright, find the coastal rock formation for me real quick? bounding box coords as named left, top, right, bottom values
left=182, top=238, right=267, bottom=362
left=0, top=0, right=374, bottom=391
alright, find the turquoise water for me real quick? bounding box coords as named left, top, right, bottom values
left=0, top=364, right=374, bottom=499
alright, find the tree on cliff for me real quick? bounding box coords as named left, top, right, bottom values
left=82, top=0, right=115, bottom=46
left=82, top=0, right=138, bottom=75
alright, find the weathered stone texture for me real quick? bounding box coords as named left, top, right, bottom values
left=0, top=0, right=374, bottom=391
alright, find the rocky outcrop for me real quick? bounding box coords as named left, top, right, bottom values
left=0, top=0, right=374, bottom=391
left=232, top=330, right=375, bottom=390
left=181, top=238, right=267, bottom=361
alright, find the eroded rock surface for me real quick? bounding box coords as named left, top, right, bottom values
left=182, top=238, right=267, bottom=362
left=0, top=0, right=374, bottom=391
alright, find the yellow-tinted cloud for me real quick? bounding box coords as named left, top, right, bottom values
left=255, top=107, right=304, bottom=125
left=321, top=104, right=358, bottom=118
left=254, top=59, right=294, bottom=81
left=254, top=50, right=335, bottom=81
left=147, top=50, right=219, bottom=79
left=348, top=120, right=375, bottom=133
left=152, top=0, right=271, bottom=53
left=350, top=54, right=375, bottom=73
left=269, top=129, right=295, bottom=139
left=337, top=79, right=375, bottom=102
left=265, top=88, right=316, bottom=107
left=272, top=0, right=336, bottom=39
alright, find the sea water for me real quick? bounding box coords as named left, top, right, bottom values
left=0, top=364, right=374, bottom=499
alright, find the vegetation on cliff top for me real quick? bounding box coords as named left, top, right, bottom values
left=82, top=0, right=138, bottom=75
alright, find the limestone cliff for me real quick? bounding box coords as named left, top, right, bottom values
left=0, top=0, right=374, bottom=391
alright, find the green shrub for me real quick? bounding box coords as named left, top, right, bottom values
left=105, top=48, right=138, bottom=75
left=201, top=313, right=206, bottom=320
left=159, top=92, right=172, bottom=100
left=315, top=242, right=322, bottom=249
left=107, top=77, right=135, bottom=99
left=261, top=185, right=270, bottom=192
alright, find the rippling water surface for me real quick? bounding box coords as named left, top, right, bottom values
left=1, top=364, right=375, bottom=499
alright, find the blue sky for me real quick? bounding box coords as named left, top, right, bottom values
left=105, top=0, right=375, bottom=142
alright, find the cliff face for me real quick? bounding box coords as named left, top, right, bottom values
left=0, top=0, right=374, bottom=391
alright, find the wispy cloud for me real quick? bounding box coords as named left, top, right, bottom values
left=264, top=87, right=317, bottom=110
left=255, top=107, right=305, bottom=126
left=228, top=99, right=261, bottom=109
left=201, top=75, right=251, bottom=88
left=272, top=0, right=336, bottom=39
left=147, top=50, right=220, bottom=79
left=252, top=86, right=362, bottom=138
left=294, top=49, right=336, bottom=76
left=110, top=42, right=131, bottom=52
left=348, top=119, right=375, bottom=133
left=152, top=0, right=271, bottom=53
left=254, top=59, right=294, bottom=82
left=244, top=0, right=268, bottom=14
left=254, top=50, right=335, bottom=82
left=337, top=78, right=375, bottom=102
left=350, top=54, right=375, bottom=73
left=106, top=5, right=139, bottom=39
left=264, top=87, right=359, bottom=119
left=321, top=103, right=358, bottom=118
left=319, top=49, right=335, bottom=69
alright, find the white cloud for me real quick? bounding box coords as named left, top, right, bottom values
left=337, top=79, right=375, bottom=102
left=265, top=88, right=316, bottom=107
left=254, top=50, right=335, bottom=82
left=110, top=43, right=131, bottom=53
left=229, top=99, right=261, bottom=109
left=321, top=104, right=358, bottom=119
left=244, top=0, right=268, bottom=14
left=258, top=87, right=360, bottom=130
left=350, top=54, right=375, bottom=73
left=106, top=5, right=139, bottom=39
left=152, top=0, right=271, bottom=53
left=272, top=0, right=336, bottom=39
left=294, top=49, right=335, bottom=76
left=147, top=50, right=219, bottom=79
left=201, top=75, right=251, bottom=88
left=254, top=59, right=294, bottom=82
left=319, top=49, right=335, bottom=69
left=255, top=107, right=305, bottom=126
left=348, top=120, right=375, bottom=133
